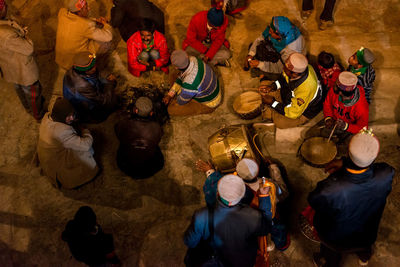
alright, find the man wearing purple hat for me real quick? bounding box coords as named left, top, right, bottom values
left=309, top=130, right=394, bottom=266
left=182, top=7, right=231, bottom=66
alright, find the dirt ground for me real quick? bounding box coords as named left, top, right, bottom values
left=0, top=0, right=400, bottom=266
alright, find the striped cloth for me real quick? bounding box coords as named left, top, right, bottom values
left=173, top=56, right=221, bottom=108
left=348, top=64, right=375, bottom=104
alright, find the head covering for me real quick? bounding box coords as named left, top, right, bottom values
left=51, top=98, right=75, bottom=123
left=73, top=206, right=97, bottom=233
left=217, top=174, right=246, bottom=206
left=349, top=129, right=379, bottom=168
left=0, top=0, right=6, bottom=11
left=171, top=50, right=189, bottom=69
left=135, top=97, right=153, bottom=117
left=337, top=71, right=358, bottom=92
left=286, top=53, right=308, bottom=73
left=356, top=47, right=375, bottom=67
left=262, top=16, right=301, bottom=53
left=67, top=0, right=86, bottom=12
left=73, top=51, right=96, bottom=72
left=236, top=158, right=259, bottom=182
left=207, top=7, right=224, bottom=27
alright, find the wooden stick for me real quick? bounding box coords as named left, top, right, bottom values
left=327, top=123, right=338, bottom=143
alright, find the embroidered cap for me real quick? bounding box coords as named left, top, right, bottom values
left=72, top=51, right=96, bottom=72
left=286, top=53, right=308, bottom=73
left=349, top=128, right=380, bottom=168
left=217, top=174, right=246, bottom=206
left=171, top=50, right=189, bottom=69
left=337, top=71, right=358, bottom=92
left=236, top=158, right=259, bottom=181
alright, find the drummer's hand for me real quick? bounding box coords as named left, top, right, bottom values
left=196, top=159, right=214, bottom=173
left=259, top=186, right=271, bottom=196
left=325, top=118, right=335, bottom=129
left=249, top=59, right=260, bottom=68
left=325, top=159, right=343, bottom=174
left=336, top=119, right=348, bottom=131
left=258, top=84, right=274, bottom=96
left=262, top=95, right=275, bottom=105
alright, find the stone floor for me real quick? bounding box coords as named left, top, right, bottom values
left=0, top=0, right=400, bottom=266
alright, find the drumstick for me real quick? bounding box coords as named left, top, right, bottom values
left=327, top=122, right=338, bottom=143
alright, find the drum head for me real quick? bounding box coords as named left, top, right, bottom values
left=233, top=91, right=262, bottom=116
left=300, top=137, right=337, bottom=167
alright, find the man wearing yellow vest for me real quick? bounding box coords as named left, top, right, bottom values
left=259, top=52, right=322, bottom=128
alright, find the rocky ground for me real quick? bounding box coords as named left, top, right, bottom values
left=0, top=0, right=400, bottom=266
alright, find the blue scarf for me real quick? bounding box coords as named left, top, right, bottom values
left=262, top=16, right=301, bottom=53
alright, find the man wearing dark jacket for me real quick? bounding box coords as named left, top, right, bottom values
left=184, top=174, right=272, bottom=267
left=110, top=0, right=164, bottom=42
left=63, top=51, right=117, bottom=123
left=115, top=96, right=164, bottom=179
left=308, top=130, right=394, bottom=266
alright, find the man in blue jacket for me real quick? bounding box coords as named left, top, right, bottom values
left=308, top=129, right=394, bottom=266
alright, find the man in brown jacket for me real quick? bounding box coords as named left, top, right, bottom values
left=55, top=0, right=113, bottom=70
left=37, top=98, right=99, bottom=189
left=0, top=0, right=45, bottom=120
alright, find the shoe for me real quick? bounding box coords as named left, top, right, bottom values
left=301, top=10, right=312, bottom=20
left=319, top=20, right=334, bottom=30
left=313, top=253, right=326, bottom=267
left=358, top=259, right=369, bottom=266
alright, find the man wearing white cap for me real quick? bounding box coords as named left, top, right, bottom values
left=308, top=129, right=394, bottom=266
left=55, top=0, right=113, bottom=70
left=323, top=71, right=369, bottom=140
left=184, top=173, right=272, bottom=267
left=259, top=52, right=322, bottom=128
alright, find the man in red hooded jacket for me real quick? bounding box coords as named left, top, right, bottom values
left=182, top=7, right=231, bottom=66
left=127, top=19, right=170, bottom=77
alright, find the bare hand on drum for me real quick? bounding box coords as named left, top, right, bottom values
left=325, top=159, right=343, bottom=174
left=258, top=84, right=273, bottom=95
left=196, top=159, right=214, bottom=173
left=259, top=186, right=271, bottom=196
left=261, top=95, right=275, bottom=105
left=249, top=59, right=260, bottom=68
left=325, top=118, right=335, bottom=129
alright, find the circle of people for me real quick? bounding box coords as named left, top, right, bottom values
left=0, top=0, right=394, bottom=267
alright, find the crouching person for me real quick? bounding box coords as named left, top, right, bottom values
left=163, top=50, right=222, bottom=116
left=37, top=98, right=99, bottom=189
left=63, top=52, right=118, bottom=123
left=115, top=97, right=164, bottom=179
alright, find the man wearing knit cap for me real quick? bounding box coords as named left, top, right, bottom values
left=114, top=96, right=164, bottom=179
left=55, top=0, right=113, bottom=70
left=37, top=97, right=99, bottom=189
left=0, top=0, right=46, bottom=121
left=259, top=52, right=322, bottom=128
left=182, top=7, right=231, bottom=66
left=63, top=51, right=118, bottom=123
left=126, top=18, right=170, bottom=77
left=308, top=129, right=394, bottom=266
left=163, top=50, right=222, bottom=116
left=347, top=47, right=376, bottom=104
left=323, top=71, right=369, bottom=141
left=184, top=174, right=272, bottom=267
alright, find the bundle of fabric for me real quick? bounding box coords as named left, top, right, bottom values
left=255, top=39, right=281, bottom=63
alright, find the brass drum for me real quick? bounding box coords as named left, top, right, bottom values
left=208, top=125, right=259, bottom=173
left=233, top=91, right=263, bottom=120
left=299, top=137, right=337, bottom=167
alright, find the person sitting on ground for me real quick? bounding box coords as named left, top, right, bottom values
left=309, top=130, right=394, bottom=267
left=110, top=0, right=165, bottom=42
left=196, top=157, right=290, bottom=252
left=245, top=16, right=306, bottom=80
left=62, top=206, right=121, bottom=266
left=323, top=71, right=369, bottom=142
left=183, top=174, right=272, bottom=267
left=347, top=47, right=375, bottom=104
left=37, top=98, right=99, bottom=189
left=163, top=50, right=222, bottom=116
left=211, top=0, right=250, bottom=18
left=316, top=51, right=342, bottom=96
left=182, top=7, right=231, bottom=66
left=0, top=0, right=45, bottom=121
left=115, top=97, right=164, bottom=179
left=63, top=51, right=118, bottom=123
left=259, top=52, right=322, bottom=128
left=127, top=19, right=170, bottom=77
left=55, top=0, right=113, bottom=70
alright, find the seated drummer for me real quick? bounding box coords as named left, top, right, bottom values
left=322, top=71, right=369, bottom=142
left=163, top=50, right=222, bottom=116
left=259, top=53, right=322, bottom=128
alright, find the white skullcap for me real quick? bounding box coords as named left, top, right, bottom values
left=236, top=158, right=259, bottom=181
left=217, top=174, right=246, bottom=206
left=349, top=130, right=380, bottom=168
left=286, top=53, right=308, bottom=73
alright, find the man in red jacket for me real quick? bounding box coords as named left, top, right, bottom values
left=182, top=7, right=231, bottom=66
left=127, top=19, right=170, bottom=77
left=323, top=71, right=369, bottom=141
